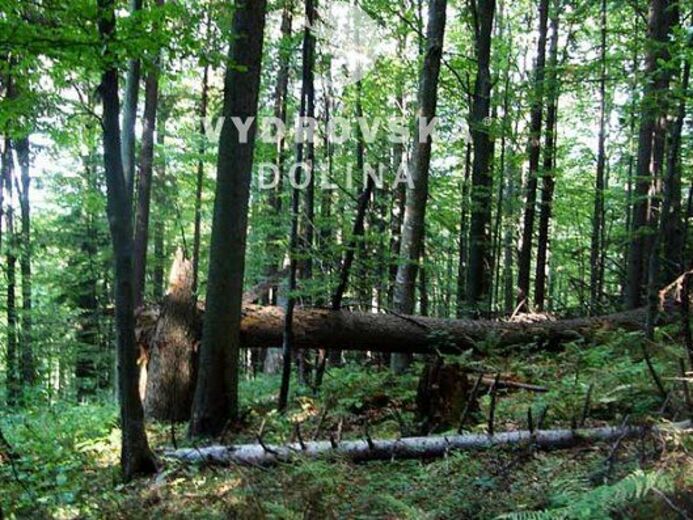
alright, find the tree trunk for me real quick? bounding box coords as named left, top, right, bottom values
left=121, top=0, right=143, bottom=202
left=661, top=37, right=690, bottom=283
left=516, top=0, right=549, bottom=311
left=3, top=137, right=19, bottom=405
left=263, top=0, right=293, bottom=306
left=295, top=0, right=316, bottom=387
left=144, top=251, right=198, bottom=421
left=189, top=0, right=267, bottom=437
left=466, top=0, right=496, bottom=313
left=136, top=302, right=675, bottom=410
left=279, top=0, right=315, bottom=409
left=166, top=422, right=690, bottom=467
left=133, top=47, right=162, bottom=309
left=136, top=302, right=671, bottom=359
left=534, top=2, right=560, bottom=312
left=625, top=0, right=674, bottom=309
left=590, top=0, right=608, bottom=313
left=14, top=136, right=34, bottom=386
left=192, top=11, right=212, bottom=295
left=196, top=304, right=668, bottom=355
left=97, top=0, right=156, bottom=481
left=391, top=0, right=447, bottom=373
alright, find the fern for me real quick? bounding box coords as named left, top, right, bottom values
left=497, top=470, right=671, bottom=520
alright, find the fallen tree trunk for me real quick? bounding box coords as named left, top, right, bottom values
left=165, top=421, right=690, bottom=466
left=137, top=304, right=675, bottom=356
left=238, top=305, right=664, bottom=354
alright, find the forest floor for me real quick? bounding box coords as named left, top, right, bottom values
left=2, top=326, right=692, bottom=519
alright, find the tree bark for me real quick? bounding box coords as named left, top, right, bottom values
left=138, top=302, right=669, bottom=358
left=625, top=0, right=674, bottom=309
left=534, top=1, right=560, bottom=312
left=144, top=251, right=198, bottom=421
left=466, top=0, right=496, bottom=313
left=166, top=422, right=690, bottom=467
left=97, top=0, right=156, bottom=481
left=391, top=0, right=447, bottom=373
left=189, top=0, right=267, bottom=437
left=516, top=0, right=549, bottom=311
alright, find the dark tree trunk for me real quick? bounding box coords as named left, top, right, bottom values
left=534, top=2, right=560, bottom=312
left=661, top=38, right=690, bottom=283
left=97, top=0, right=156, bottom=480
left=133, top=51, right=161, bottom=309
left=3, top=137, right=19, bottom=405
left=189, top=0, right=267, bottom=437
left=295, top=0, right=316, bottom=387
left=391, top=0, right=447, bottom=374
left=279, top=0, right=315, bottom=409
left=625, top=0, right=674, bottom=309
left=144, top=251, right=198, bottom=421
left=15, top=136, right=34, bottom=386
left=516, top=0, right=549, bottom=311
left=465, top=0, right=496, bottom=313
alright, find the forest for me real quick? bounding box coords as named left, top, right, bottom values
left=0, top=0, right=692, bottom=517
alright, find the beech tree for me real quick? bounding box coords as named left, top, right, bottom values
left=189, top=0, right=268, bottom=437
left=517, top=0, right=549, bottom=311
left=96, top=0, right=157, bottom=480
left=465, top=0, right=496, bottom=314
left=391, top=0, right=448, bottom=373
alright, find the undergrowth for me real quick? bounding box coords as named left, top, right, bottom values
left=1, top=328, right=691, bottom=519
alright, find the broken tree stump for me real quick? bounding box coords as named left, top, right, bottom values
left=143, top=250, right=200, bottom=422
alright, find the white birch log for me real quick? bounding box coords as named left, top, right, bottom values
left=165, top=422, right=690, bottom=466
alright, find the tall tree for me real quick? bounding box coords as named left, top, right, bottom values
left=589, top=0, right=608, bottom=313
left=516, top=0, right=549, bottom=311
left=133, top=19, right=163, bottom=308
left=625, top=0, right=675, bottom=309
left=3, top=137, right=19, bottom=405
left=391, top=0, right=447, bottom=374
left=263, top=0, right=293, bottom=301
left=189, top=0, right=267, bottom=436
left=97, top=0, right=157, bottom=480
left=192, top=10, right=212, bottom=295
left=660, top=30, right=690, bottom=282
left=465, top=0, right=496, bottom=314
left=15, top=136, right=34, bottom=385
left=279, top=0, right=315, bottom=407
left=533, top=0, right=560, bottom=312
